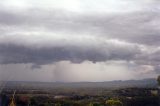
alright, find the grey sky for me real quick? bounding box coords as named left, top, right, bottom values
left=0, top=0, right=159, bottom=82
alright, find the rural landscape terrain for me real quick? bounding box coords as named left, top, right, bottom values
left=0, top=78, right=159, bottom=106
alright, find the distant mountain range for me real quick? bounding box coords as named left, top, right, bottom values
left=0, top=78, right=158, bottom=89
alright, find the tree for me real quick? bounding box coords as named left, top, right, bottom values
left=9, top=91, right=16, bottom=106
left=55, top=103, right=61, bottom=106
left=88, top=102, right=94, bottom=106
left=106, top=99, right=123, bottom=106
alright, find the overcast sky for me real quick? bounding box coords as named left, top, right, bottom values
left=0, top=0, right=160, bottom=82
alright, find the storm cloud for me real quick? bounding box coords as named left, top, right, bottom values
left=0, top=0, right=160, bottom=82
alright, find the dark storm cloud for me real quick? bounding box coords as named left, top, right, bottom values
left=134, top=48, right=160, bottom=66
left=0, top=8, right=159, bottom=67
left=0, top=0, right=159, bottom=81
left=0, top=43, right=141, bottom=64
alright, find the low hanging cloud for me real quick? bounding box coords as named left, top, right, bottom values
left=0, top=37, right=142, bottom=64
